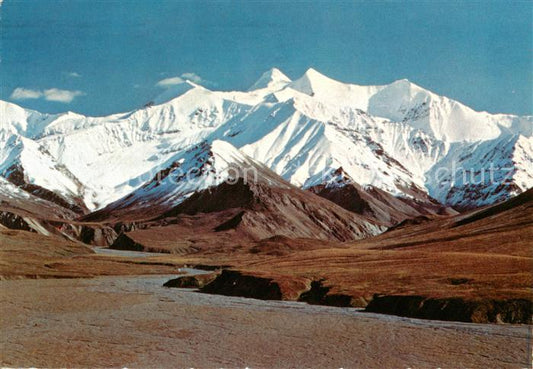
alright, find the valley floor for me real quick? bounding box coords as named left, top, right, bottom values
left=1, top=191, right=532, bottom=368
left=1, top=274, right=530, bottom=369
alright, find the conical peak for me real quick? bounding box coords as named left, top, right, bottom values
left=303, top=67, right=324, bottom=78
left=248, top=68, right=291, bottom=91
left=265, top=67, right=289, bottom=80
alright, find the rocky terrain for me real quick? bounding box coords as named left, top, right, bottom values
left=308, top=167, right=457, bottom=227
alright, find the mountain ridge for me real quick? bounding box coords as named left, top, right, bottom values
left=1, top=68, right=531, bottom=213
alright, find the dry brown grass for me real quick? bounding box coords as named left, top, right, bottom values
left=2, top=191, right=531, bottom=305
left=143, top=193, right=533, bottom=303
left=231, top=194, right=533, bottom=301
left=0, top=229, right=181, bottom=279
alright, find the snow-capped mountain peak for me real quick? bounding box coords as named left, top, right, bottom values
left=290, top=67, right=342, bottom=96
left=1, top=68, right=531, bottom=212
left=289, top=68, right=384, bottom=111
left=0, top=100, right=59, bottom=138
left=248, top=67, right=292, bottom=91
left=84, top=139, right=293, bottom=218
left=151, top=80, right=199, bottom=105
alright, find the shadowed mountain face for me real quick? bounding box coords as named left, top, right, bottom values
left=0, top=177, right=116, bottom=245
left=3, top=164, right=88, bottom=215
left=162, top=178, right=385, bottom=242
left=308, top=167, right=457, bottom=227
left=0, top=136, right=524, bottom=249
left=353, top=188, right=533, bottom=255
left=0, top=138, right=454, bottom=247
left=0, top=176, right=80, bottom=237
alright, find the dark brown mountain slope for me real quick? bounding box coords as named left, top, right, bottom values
left=308, top=167, right=456, bottom=227
left=109, top=178, right=386, bottom=254
left=81, top=144, right=388, bottom=249
left=0, top=179, right=117, bottom=245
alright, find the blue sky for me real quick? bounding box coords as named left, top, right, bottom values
left=1, top=1, right=531, bottom=116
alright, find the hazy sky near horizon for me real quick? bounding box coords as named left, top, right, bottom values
left=1, top=1, right=531, bottom=116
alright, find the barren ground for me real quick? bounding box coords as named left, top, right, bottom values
left=1, top=275, right=530, bottom=369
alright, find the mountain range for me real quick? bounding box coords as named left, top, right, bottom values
left=1, top=68, right=531, bottom=242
